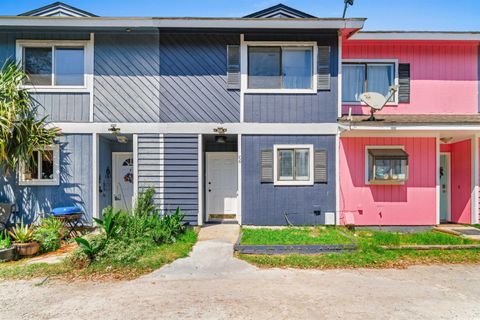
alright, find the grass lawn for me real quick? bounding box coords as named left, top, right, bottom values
left=0, top=228, right=197, bottom=281
left=238, top=227, right=480, bottom=269
left=241, top=227, right=352, bottom=245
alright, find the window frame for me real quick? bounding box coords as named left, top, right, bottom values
left=16, top=39, right=93, bottom=93
left=19, top=145, right=60, bottom=186
left=342, top=59, right=399, bottom=105
left=242, top=41, right=318, bottom=94
left=364, top=145, right=408, bottom=185
left=273, top=144, right=314, bottom=186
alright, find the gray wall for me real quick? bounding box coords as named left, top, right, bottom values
left=137, top=134, right=163, bottom=207
left=243, top=33, right=338, bottom=123
left=242, top=135, right=336, bottom=226
left=0, top=134, right=93, bottom=223
left=33, top=93, right=90, bottom=122
left=163, top=134, right=198, bottom=224
left=93, top=31, right=161, bottom=122
left=159, top=33, right=240, bottom=122
left=0, top=31, right=92, bottom=123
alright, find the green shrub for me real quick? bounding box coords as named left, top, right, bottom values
left=34, top=215, right=63, bottom=253
left=0, top=232, right=11, bottom=249
left=73, top=235, right=105, bottom=263
left=94, top=207, right=121, bottom=240
left=154, top=207, right=186, bottom=244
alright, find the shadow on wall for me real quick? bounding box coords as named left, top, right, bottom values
left=0, top=141, right=89, bottom=224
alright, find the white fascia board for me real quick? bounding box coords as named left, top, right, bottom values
left=339, top=124, right=480, bottom=132
left=50, top=122, right=339, bottom=135
left=351, top=32, right=480, bottom=41
left=0, top=16, right=365, bottom=30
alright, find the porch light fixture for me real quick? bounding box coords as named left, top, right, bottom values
left=440, top=137, right=453, bottom=144
left=108, top=124, right=128, bottom=143
left=214, top=127, right=227, bottom=144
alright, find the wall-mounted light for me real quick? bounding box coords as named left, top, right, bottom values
left=214, top=127, right=227, bottom=144
left=440, top=137, right=453, bottom=144
left=108, top=124, right=128, bottom=143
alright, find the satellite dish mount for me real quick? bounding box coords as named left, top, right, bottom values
left=360, top=85, right=398, bottom=121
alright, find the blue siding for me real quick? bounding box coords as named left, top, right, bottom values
left=242, top=135, right=336, bottom=226
left=33, top=93, right=90, bottom=122
left=0, top=134, right=93, bottom=223
left=159, top=33, right=240, bottom=122
left=0, top=31, right=92, bottom=123
left=243, top=33, right=338, bottom=123
left=94, top=31, right=161, bottom=122
left=137, top=134, right=163, bottom=207
left=163, top=134, right=198, bottom=224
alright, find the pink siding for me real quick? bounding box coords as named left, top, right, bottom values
left=343, top=40, right=478, bottom=115
left=450, top=140, right=472, bottom=224
left=340, top=137, right=437, bottom=225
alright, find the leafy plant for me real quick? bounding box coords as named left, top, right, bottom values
left=0, top=61, right=59, bottom=174
left=74, top=236, right=105, bottom=262
left=94, top=207, right=121, bottom=240
left=0, top=232, right=11, bottom=249
left=34, top=215, right=63, bottom=253
left=8, top=221, right=35, bottom=243
left=154, top=207, right=186, bottom=244
left=133, top=188, right=157, bottom=216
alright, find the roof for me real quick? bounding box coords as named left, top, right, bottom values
left=19, top=2, right=97, bottom=17
left=244, top=4, right=316, bottom=19
left=339, top=114, right=480, bottom=125
left=350, top=31, right=480, bottom=41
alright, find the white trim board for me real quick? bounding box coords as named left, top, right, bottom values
left=471, top=134, right=479, bottom=224
left=50, top=122, right=340, bottom=135
left=351, top=32, right=480, bottom=41
left=0, top=16, right=365, bottom=30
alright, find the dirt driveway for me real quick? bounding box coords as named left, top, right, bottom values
left=1, top=225, right=480, bottom=319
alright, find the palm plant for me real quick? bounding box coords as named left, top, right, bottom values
left=0, top=61, right=59, bottom=174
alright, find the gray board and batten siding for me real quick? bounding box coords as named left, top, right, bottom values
left=242, top=135, right=336, bottom=226
left=243, top=32, right=339, bottom=123
left=0, top=134, right=93, bottom=224
left=0, top=31, right=91, bottom=122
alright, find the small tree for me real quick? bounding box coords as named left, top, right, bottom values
left=0, top=61, right=59, bottom=174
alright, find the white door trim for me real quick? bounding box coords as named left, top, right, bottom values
left=205, top=151, right=239, bottom=222
left=440, top=152, right=451, bottom=222
left=112, top=152, right=134, bottom=211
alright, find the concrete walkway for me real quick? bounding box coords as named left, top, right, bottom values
left=144, top=224, right=256, bottom=280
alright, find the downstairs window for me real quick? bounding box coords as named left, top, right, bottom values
left=367, top=147, right=408, bottom=184
left=19, top=145, right=60, bottom=186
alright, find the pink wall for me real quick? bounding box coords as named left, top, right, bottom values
left=342, top=40, right=479, bottom=115
left=340, top=137, right=437, bottom=225
left=450, top=140, right=472, bottom=223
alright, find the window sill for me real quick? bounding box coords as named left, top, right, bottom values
left=367, top=180, right=406, bottom=185
left=22, top=86, right=90, bottom=94
left=19, top=179, right=59, bottom=186
left=274, top=180, right=314, bottom=186
left=246, top=88, right=316, bottom=95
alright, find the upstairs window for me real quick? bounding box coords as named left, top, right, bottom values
left=19, top=145, right=60, bottom=186
left=22, top=45, right=85, bottom=87
left=248, top=46, right=313, bottom=90
left=367, top=147, right=408, bottom=184
left=343, top=62, right=396, bottom=103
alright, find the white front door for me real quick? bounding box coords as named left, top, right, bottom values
left=112, top=152, right=134, bottom=212
left=206, top=152, right=238, bottom=221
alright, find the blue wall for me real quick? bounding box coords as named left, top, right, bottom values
left=0, top=134, right=93, bottom=223
left=243, top=32, right=338, bottom=123
left=242, top=135, right=336, bottom=226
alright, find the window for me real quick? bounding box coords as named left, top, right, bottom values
left=343, top=62, right=396, bottom=103
left=22, top=46, right=84, bottom=87
left=19, top=146, right=60, bottom=186
left=274, top=144, right=314, bottom=186
left=248, top=46, right=313, bottom=90
left=366, top=147, right=408, bottom=184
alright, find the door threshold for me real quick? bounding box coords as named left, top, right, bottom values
left=205, top=220, right=239, bottom=225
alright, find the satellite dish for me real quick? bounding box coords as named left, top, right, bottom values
left=360, top=85, right=398, bottom=121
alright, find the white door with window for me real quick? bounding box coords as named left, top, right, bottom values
left=206, top=152, right=238, bottom=221
left=112, top=152, right=134, bottom=212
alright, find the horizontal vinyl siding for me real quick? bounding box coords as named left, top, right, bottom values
left=32, top=93, right=90, bottom=122
left=0, top=134, right=93, bottom=223
left=242, top=135, right=336, bottom=226
left=137, top=134, right=163, bottom=207
left=163, top=134, right=198, bottom=224
left=159, top=33, right=240, bottom=122
left=94, top=31, right=161, bottom=122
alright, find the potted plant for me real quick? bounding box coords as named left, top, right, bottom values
left=8, top=221, right=40, bottom=257
left=0, top=232, right=14, bottom=262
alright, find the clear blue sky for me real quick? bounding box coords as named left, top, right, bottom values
left=1, top=0, right=480, bottom=31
